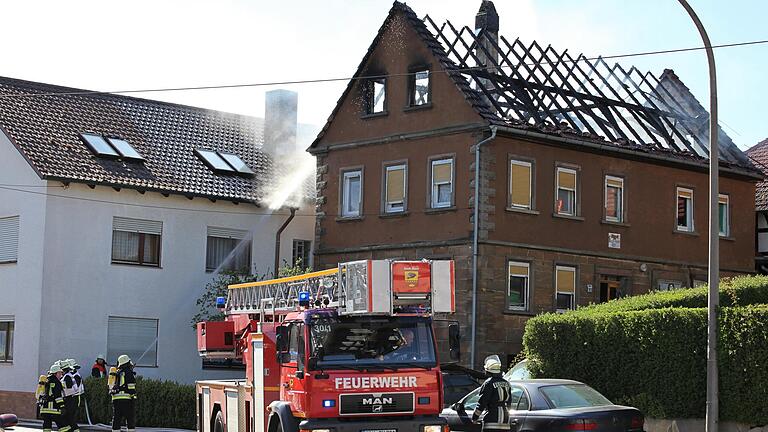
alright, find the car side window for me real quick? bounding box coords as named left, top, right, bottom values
left=511, top=386, right=530, bottom=411
left=462, top=387, right=481, bottom=410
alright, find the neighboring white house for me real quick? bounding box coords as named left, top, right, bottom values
left=0, top=77, right=315, bottom=417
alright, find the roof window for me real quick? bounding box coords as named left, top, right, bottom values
left=195, top=149, right=254, bottom=177
left=80, top=133, right=144, bottom=161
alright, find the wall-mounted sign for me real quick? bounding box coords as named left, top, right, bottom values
left=608, top=233, right=621, bottom=249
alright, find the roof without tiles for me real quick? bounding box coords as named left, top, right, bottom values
left=0, top=76, right=314, bottom=205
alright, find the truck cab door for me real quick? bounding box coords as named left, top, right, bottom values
left=280, top=322, right=307, bottom=416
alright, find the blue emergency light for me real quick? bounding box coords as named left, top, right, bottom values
left=322, top=399, right=335, bottom=408
left=298, top=291, right=310, bottom=307
left=215, top=296, right=227, bottom=309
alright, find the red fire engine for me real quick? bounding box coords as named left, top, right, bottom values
left=196, top=259, right=460, bottom=432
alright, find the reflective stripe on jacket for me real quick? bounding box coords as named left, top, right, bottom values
left=111, top=368, right=137, bottom=401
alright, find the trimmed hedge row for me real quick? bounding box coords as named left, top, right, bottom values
left=577, top=275, right=768, bottom=314
left=77, top=376, right=195, bottom=429
left=523, top=276, right=768, bottom=424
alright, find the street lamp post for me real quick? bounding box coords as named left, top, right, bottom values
left=676, top=1, right=719, bottom=431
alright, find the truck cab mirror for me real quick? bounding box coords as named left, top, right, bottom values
left=448, top=323, right=461, bottom=362
left=276, top=326, right=289, bottom=352
left=277, top=351, right=291, bottom=364
left=308, top=356, right=318, bottom=370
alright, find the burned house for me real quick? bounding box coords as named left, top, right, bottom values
left=308, top=1, right=760, bottom=366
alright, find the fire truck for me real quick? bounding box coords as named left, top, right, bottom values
left=196, top=259, right=460, bottom=432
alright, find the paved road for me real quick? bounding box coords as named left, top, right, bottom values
left=5, top=423, right=192, bottom=432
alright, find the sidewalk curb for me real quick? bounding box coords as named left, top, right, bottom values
left=17, top=419, right=193, bottom=432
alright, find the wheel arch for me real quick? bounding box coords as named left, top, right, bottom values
left=267, top=402, right=298, bottom=432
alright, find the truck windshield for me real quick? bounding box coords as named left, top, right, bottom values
left=309, top=316, right=436, bottom=370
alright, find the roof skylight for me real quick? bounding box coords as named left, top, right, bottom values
left=80, top=133, right=119, bottom=157
left=107, top=138, right=145, bottom=161
left=195, top=149, right=255, bottom=177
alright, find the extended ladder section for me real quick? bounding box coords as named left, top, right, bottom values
left=226, top=260, right=455, bottom=316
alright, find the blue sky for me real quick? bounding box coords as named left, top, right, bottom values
left=1, top=0, right=765, bottom=149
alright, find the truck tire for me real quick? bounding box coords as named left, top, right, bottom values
left=214, top=411, right=225, bottom=432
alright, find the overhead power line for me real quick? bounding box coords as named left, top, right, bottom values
left=0, top=39, right=765, bottom=99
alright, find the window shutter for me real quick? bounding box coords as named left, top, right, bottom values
left=386, top=167, right=405, bottom=202
left=556, top=268, right=576, bottom=293
left=718, top=195, right=728, bottom=205
left=508, top=264, right=529, bottom=277
left=433, top=161, right=452, bottom=183
left=558, top=169, right=576, bottom=190
left=113, top=217, right=162, bottom=235
left=510, top=163, right=531, bottom=207
left=107, top=316, right=158, bottom=367
left=606, top=177, right=623, bottom=188
left=0, top=216, right=20, bottom=263
left=678, top=188, right=693, bottom=199
left=207, top=227, right=248, bottom=240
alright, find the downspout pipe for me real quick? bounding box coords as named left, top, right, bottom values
left=274, top=207, right=297, bottom=277
left=470, top=126, right=497, bottom=369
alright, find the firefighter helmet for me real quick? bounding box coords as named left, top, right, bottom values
left=483, top=354, right=502, bottom=374
left=117, top=354, right=132, bottom=366
left=49, top=363, right=63, bottom=374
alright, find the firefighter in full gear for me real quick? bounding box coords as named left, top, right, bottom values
left=111, top=354, right=137, bottom=432
left=40, top=362, right=70, bottom=432
left=472, top=355, right=513, bottom=431
left=60, top=360, right=80, bottom=432
left=35, top=374, right=48, bottom=419
left=68, top=359, right=85, bottom=409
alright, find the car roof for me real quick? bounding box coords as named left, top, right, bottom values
left=512, top=379, right=585, bottom=387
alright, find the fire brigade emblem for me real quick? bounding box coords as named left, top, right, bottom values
left=404, top=269, right=419, bottom=288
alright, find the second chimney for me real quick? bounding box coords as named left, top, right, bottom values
left=263, top=89, right=298, bottom=159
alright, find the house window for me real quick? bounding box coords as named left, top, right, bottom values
left=431, top=158, right=454, bottom=208
left=0, top=317, right=14, bottom=362
left=341, top=170, right=363, bottom=218
left=719, top=194, right=729, bottom=237
left=292, top=239, right=311, bottom=268
left=507, top=262, right=530, bottom=311
left=107, top=316, right=158, bottom=367
left=409, top=69, right=430, bottom=106
left=364, top=77, right=386, bottom=115
left=555, top=266, right=576, bottom=311
left=556, top=167, right=577, bottom=216
left=0, top=216, right=20, bottom=264
left=384, top=164, right=407, bottom=213
left=111, top=217, right=162, bottom=267
left=206, top=227, right=251, bottom=273
left=509, top=160, right=532, bottom=209
left=676, top=187, right=694, bottom=232
left=605, top=176, right=624, bottom=222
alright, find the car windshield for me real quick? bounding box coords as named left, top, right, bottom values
left=505, top=360, right=531, bottom=380
left=540, top=384, right=612, bottom=409
left=309, top=315, right=436, bottom=370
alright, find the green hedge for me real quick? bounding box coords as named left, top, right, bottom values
left=523, top=276, right=768, bottom=424
left=77, top=376, right=195, bottom=429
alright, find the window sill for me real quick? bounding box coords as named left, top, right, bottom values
left=601, top=219, right=630, bottom=227
left=425, top=206, right=457, bottom=215
left=673, top=229, right=699, bottom=237
left=0, top=261, right=17, bottom=265
left=379, top=211, right=410, bottom=219
left=360, top=111, right=388, bottom=119
left=403, top=103, right=433, bottom=112
left=506, top=207, right=539, bottom=215
left=111, top=261, right=162, bottom=269
left=503, top=309, right=536, bottom=317
left=720, top=235, right=736, bottom=242
left=0, top=361, right=13, bottom=365
left=335, top=216, right=365, bottom=223
left=552, top=213, right=585, bottom=221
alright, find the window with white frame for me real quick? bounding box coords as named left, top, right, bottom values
left=719, top=194, right=729, bottom=237
left=507, top=262, right=530, bottom=311
left=676, top=187, right=694, bottom=232
left=0, top=317, right=14, bottom=362
left=605, top=176, right=624, bottom=222
left=556, top=167, right=577, bottom=216
left=111, top=217, right=162, bottom=266
left=341, top=170, right=363, bottom=218
left=107, top=316, right=158, bottom=367
left=555, top=266, right=576, bottom=311
left=431, top=158, right=453, bottom=208
left=509, top=160, right=532, bottom=209
left=206, top=227, right=251, bottom=273
left=292, top=239, right=311, bottom=268
left=384, top=164, right=407, bottom=213
left=0, top=216, right=20, bottom=264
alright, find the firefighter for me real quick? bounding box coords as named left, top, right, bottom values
left=110, top=354, right=137, bottom=432
left=60, top=360, right=80, bottom=432
left=472, top=355, right=513, bottom=431
left=40, top=362, right=70, bottom=432
left=71, top=360, right=85, bottom=410
left=92, top=354, right=107, bottom=378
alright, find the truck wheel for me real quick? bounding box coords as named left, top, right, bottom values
left=214, top=411, right=225, bottom=432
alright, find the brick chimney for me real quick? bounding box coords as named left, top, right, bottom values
left=263, top=89, right=298, bottom=159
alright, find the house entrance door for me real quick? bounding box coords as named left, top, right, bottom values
left=599, top=275, right=624, bottom=303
